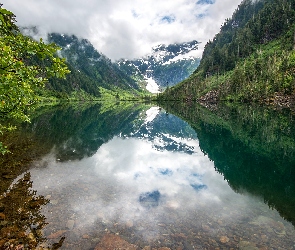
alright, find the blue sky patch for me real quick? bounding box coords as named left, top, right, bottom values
left=132, top=10, right=139, bottom=18
left=139, top=190, right=161, bottom=207
left=196, top=0, right=215, bottom=4
left=191, top=184, right=207, bottom=191
left=158, top=168, right=173, bottom=176
left=196, top=13, right=206, bottom=19
left=161, top=15, right=176, bottom=24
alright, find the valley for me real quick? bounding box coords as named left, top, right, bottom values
left=1, top=1, right=295, bottom=249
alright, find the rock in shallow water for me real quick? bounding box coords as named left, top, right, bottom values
left=47, top=230, right=67, bottom=239
left=66, top=220, right=75, bottom=230
left=95, top=233, right=137, bottom=250
left=238, top=240, right=259, bottom=250
left=219, top=235, right=229, bottom=243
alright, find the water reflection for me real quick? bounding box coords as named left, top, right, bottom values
left=25, top=103, right=147, bottom=161
left=4, top=104, right=295, bottom=250
left=19, top=104, right=295, bottom=249
left=0, top=173, right=64, bottom=249
left=164, top=101, right=295, bottom=227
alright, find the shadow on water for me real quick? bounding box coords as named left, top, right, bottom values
left=0, top=102, right=147, bottom=189
left=24, top=102, right=148, bottom=162
left=0, top=102, right=150, bottom=249
left=0, top=173, right=64, bottom=249
left=2, top=100, right=295, bottom=248
left=160, top=101, right=295, bottom=227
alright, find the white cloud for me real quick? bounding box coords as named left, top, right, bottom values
left=27, top=136, right=253, bottom=240
left=1, top=0, right=242, bottom=60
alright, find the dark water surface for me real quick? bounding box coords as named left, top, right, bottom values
left=1, top=102, right=295, bottom=249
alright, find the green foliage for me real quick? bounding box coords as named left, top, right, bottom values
left=98, top=86, right=149, bottom=101
left=160, top=0, right=295, bottom=102
left=0, top=6, right=69, bottom=121
left=161, top=101, right=295, bottom=225
left=0, top=5, right=69, bottom=153
left=199, top=0, right=294, bottom=77
left=45, top=33, right=144, bottom=99
left=223, top=47, right=295, bottom=100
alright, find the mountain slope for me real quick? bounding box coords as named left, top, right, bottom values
left=48, top=33, right=144, bottom=98
left=20, top=28, right=144, bottom=99
left=117, top=40, right=200, bottom=92
left=161, top=0, right=295, bottom=104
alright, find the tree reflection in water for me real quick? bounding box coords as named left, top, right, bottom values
left=0, top=172, right=64, bottom=250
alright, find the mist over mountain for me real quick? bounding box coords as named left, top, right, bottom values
left=116, top=40, right=201, bottom=93
left=22, top=27, right=201, bottom=96
left=21, top=27, right=143, bottom=98
left=47, top=33, right=142, bottom=97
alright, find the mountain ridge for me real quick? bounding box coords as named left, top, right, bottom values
left=160, top=0, right=295, bottom=106
left=23, top=27, right=201, bottom=97
left=21, top=27, right=145, bottom=99
left=117, top=40, right=201, bottom=92
left=47, top=33, right=144, bottom=98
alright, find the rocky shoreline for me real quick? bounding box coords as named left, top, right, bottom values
left=264, top=92, right=295, bottom=111
left=197, top=90, right=295, bottom=111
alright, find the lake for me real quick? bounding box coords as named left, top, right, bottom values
left=1, top=102, right=295, bottom=249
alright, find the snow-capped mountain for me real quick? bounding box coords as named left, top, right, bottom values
left=116, top=40, right=201, bottom=93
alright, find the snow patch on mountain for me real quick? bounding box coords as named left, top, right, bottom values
left=146, top=77, right=160, bottom=93
left=116, top=40, right=201, bottom=92
left=163, top=50, right=201, bottom=65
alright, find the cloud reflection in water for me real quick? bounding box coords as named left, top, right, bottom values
left=28, top=134, right=254, bottom=243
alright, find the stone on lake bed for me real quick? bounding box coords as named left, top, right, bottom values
left=50, top=200, right=58, bottom=205
left=66, top=220, right=75, bottom=230
left=95, top=233, right=137, bottom=250
left=82, top=234, right=90, bottom=239
left=238, top=241, right=259, bottom=250
left=202, top=224, right=211, bottom=231
left=219, top=236, right=229, bottom=243
left=47, top=230, right=67, bottom=239
left=0, top=213, right=5, bottom=220
left=125, top=220, right=133, bottom=228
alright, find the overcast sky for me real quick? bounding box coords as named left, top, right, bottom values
left=1, top=0, right=242, bottom=61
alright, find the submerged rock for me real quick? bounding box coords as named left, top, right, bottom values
left=219, top=235, right=229, bottom=243
left=238, top=240, right=259, bottom=250
left=66, top=220, right=75, bottom=230
left=95, top=233, right=137, bottom=250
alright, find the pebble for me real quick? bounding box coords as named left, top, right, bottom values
left=0, top=213, right=5, bottom=220
left=66, top=220, right=75, bottom=230
left=50, top=200, right=58, bottom=205
left=126, top=220, right=134, bottom=228
left=82, top=234, right=90, bottom=239
left=219, top=236, right=229, bottom=243
left=202, top=224, right=211, bottom=231
left=238, top=241, right=259, bottom=250
left=217, top=220, right=223, bottom=225
left=94, top=233, right=137, bottom=250
left=47, top=230, right=67, bottom=239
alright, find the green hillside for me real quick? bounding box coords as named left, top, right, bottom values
left=160, top=0, right=295, bottom=104
left=33, top=32, right=146, bottom=100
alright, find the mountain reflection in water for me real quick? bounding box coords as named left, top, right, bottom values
left=3, top=103, right=295, bottom=249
